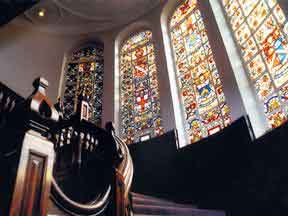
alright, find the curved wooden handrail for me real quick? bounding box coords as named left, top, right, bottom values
left=51, top=178, right=111, bottom=216
left=50, top=121, right=134, bottom=216
left=49, top=119, right=113, bottom=215
left=0, top=79, right=134, bottom=215
left=114, top=134, right=134, bottom=198
left=113, top=133, right=134, bottom=216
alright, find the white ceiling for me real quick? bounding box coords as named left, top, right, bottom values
left=16, top=0, right=161, bottom=34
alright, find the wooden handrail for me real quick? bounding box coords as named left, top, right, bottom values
left=49, top=118, right=113, bottom=215
left=0, top=79, right=134, bottom=216
left=0, top=78, right=57, bottom=216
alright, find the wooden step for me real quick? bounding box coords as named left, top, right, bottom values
left=133, top=204, right=225, bottom=216
left=132, top=193, right=197, bottom=209
left=132, top=193, right=225, bottom=216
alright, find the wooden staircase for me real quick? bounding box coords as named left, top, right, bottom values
left=0, top=80, right=227, bottom=216
left=132, top=193, right=225, bottom=216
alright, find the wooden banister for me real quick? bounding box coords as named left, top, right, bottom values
left=0, top=79, right=134, bottom=216
left=9, top=130, right=55, bottom=216
left=0, top=78, right=58, bottom=216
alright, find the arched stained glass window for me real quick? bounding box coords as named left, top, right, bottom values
left=170, top=0, right=231, bottom=143
left=221, top=0, right=288, bottom=128
left=120, top=30, right=164, bottom=144
left=63, top=45, right=104, bottom=126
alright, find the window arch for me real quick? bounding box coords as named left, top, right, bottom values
left=119, top=30, right=164, bottom=144
left=63, top=45, right=104, bottom=126
left=169, top=0, right=231, bottom=143
left=221, top=0, right=288, bottom=128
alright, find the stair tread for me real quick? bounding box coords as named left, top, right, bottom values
left=132, top=192, right=187, bottom=203
left=132, top=192, right=197, bottom=208
left=134, top=215, right=165, bottom=216
left=133, top=204, right=225, bottom=216
left=133, top=197, right=197, bottom=208
left=132, top=193, right=225, bottom=216
left=133, top=203, right=221, bottom=211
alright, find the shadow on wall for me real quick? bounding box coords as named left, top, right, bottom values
left=0, top=0, right=38, bottom=26
left=0, top=24, right=33, bottom=50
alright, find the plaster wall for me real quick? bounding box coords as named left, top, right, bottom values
left=0, top=23, right=78, bottom=101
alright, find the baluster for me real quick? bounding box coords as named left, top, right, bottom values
left=64, top=128, right=69, bottom=146
left=54, top=132, right=61, bottom=168
left=71, top=130, right=78, bottom=165
left=9, top=100, right=15, bottom=113
left=60, top=129, right=65, bottom=147
left=95, top=139, right=99, bottom=147
left=4, top=96, right=10, bottom=112
left=0, top=91, right=3, bottom=112
left=66, top=127, right=73, bottom=145
left=74, top=130, right=78, bottom=137
left=0, top=91, right=3, bottom=102
left=54, top=133, right=60, bottom=151
left=90, top=137, right=95, bottom=152
left=78, top=132, right=85, bottom=168
left=93, top=138, right=99, bottom=152
left=81, top=132, right=86, bottom=151
left=86, top=133, right=90, bottom=150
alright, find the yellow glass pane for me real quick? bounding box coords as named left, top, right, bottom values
left=247, top=1, right=269, bottom=31
left=247, top=54, right=266, bottom=80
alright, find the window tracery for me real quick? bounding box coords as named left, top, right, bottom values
left=170, top=0, right=231, bottom=143
left=63, top=45, right=104, bottom=125
left=120, top=31, right=164, bottom=144
left=222, top=0, right=288, bottom=128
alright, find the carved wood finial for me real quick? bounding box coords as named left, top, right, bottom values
left=29, top=77, right=59, bottom=122
left=33, top=77, right=49, bottom=95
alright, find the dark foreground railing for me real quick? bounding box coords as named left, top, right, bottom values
left=0, top=78, right=134, bottom=216
left=0, top=78, right=58, bottom=216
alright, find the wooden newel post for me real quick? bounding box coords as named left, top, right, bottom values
left=8, top=78, right=59, bottom=216
left=10, top=130, right=55, bottom=216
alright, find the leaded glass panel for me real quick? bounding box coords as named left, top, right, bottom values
left=222, top=0, right=288, bottom=127
left=170, top=0, right=231, bottom=143
left=120, top=31, right=164, bottom=144
left=63, top=45, right=104, bottom=125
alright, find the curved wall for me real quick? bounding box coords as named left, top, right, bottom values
left=0, top=0, right=271, bottom=140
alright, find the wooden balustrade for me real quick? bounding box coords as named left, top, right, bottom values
left=9, top=130, right=55, bottom=216
left=0, top=79, right=134, bottom=216
left=0, top=78, right=58, bottom=216
left=49, top=118, right=134, bottom=215
left=0, top=82, right=24, bottom=131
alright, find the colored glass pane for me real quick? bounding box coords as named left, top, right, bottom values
left=120, top=31, right=164, bottom=144
left=170, top=0, right=231, bottom=143
left=222, top=0, right=288, bottom=128
left=63, top=46, right=104, bottom=125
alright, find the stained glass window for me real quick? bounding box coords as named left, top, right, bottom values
left=63, top=45, right=104, bottom=126
left=170, top=0, right=231, bottom=143
left=120, top=30, right=164, bottom=144
left=222, top=0, right=288, bottom=128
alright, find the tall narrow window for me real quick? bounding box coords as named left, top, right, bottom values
left=120, top=30, right=163, bottom=144
left=63, top=45, right=104, bottom=126
left=170, top=0, right=231, bottom=143
left=222, top=0, right=288, bottom=128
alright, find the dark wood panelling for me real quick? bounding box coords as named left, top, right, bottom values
left=9, top=131, right=55, bottom=216
left=21, top=152, right=46, bottom=216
